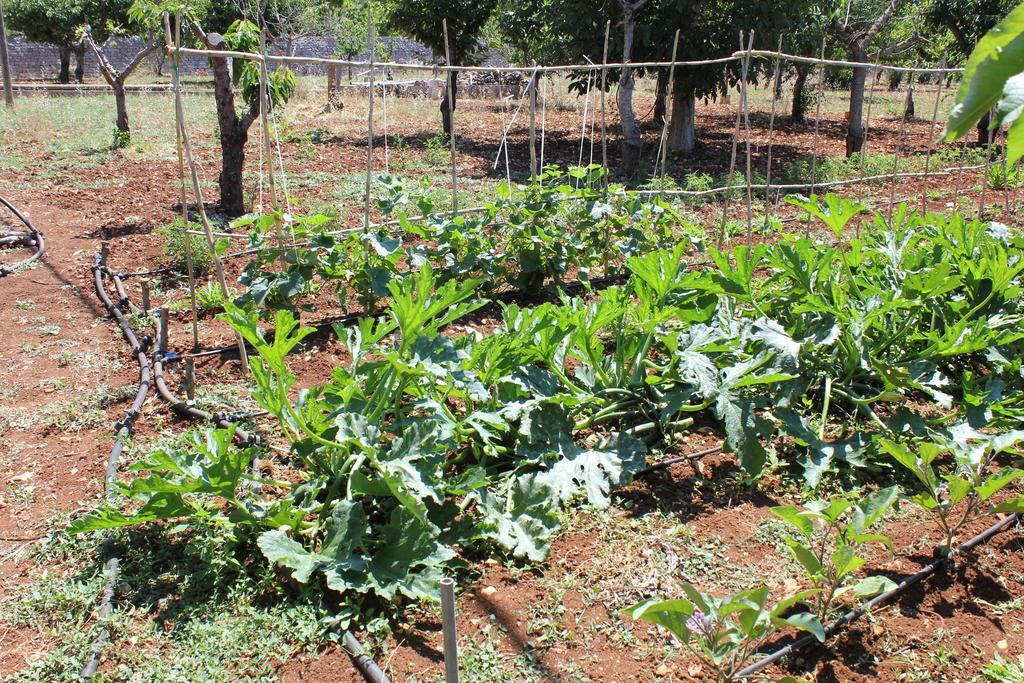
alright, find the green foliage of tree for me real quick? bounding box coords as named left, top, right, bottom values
left=6, top=0, right=131, bottom=82
left=384, top=0, right=497, bottom=135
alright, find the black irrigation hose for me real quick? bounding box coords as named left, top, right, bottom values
left=0, top=195, right=45, bottom=277
left=82, top=254, right=152, bottom=679
left=735, top=513, right=1020, bottom=679
left=94, top=253, right=389, bottom=683
left=339, top=629, right=393, bottom=683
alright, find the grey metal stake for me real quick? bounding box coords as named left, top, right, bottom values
left=440, top=577, right=459, bottom=683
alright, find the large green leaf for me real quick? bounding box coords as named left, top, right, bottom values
left=945, top=3, right=1024, bottom=141
left=480, top=474, right=561, bottom=562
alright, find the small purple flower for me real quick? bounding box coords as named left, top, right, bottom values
left=686, top=609, right=715, bottom=637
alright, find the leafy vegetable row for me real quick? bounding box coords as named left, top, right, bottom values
left=73, top=196, right=1024, bottom=636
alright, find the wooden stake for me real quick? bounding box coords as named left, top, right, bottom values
left=0, top=0, right=13, bottom=108
left=806, top=36, right=826, bottom=236
left=978, top=107, right=996, bottom=219
left=443, top=19, right=458, bottom=211
left=172, top=13, right=199, bottom=349
left=764, top=35, right=783, bottom=208
left=364, top=10, right=376, bottom=231
left=718, top=31, right=746, bottom=248
left=600, top=20, right=610, bottom=194
left=658, top=30, right=681, bottom=199
left=741, top=31, right=755, bottom=244
left=141, top=279, right=151, bottom=313
left=165, top=12, right=248, bottom=369
left=258, top=30, right=278, bottom=211
left=920, top=73, right=945, bottom=214
left=887, top=73, right=914, bottom=223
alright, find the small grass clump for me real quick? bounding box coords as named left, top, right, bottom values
left=155, top=217, right=213, bottom=276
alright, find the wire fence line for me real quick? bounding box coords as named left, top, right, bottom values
left=169, top=45, right=964, bottom=76
left=167, top=13, right=1010, bottom=263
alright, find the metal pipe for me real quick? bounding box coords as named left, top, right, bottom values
left=440, top=577, right=459, bottom=683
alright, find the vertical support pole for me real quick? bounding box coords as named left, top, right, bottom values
left=101, top=240, right=110, bottom=261
left=0, top=0, right=13, bottom=108
left=978, top=107, right=996, bottom=219
left=440, top=577, right=459, bottom=683
left=443, top=19, right=458, bottom=212
left=529, top=63, right=538, bottom=181
left=599, top=20, right=610, bottom=195
left=172, top=12, right=199, bottom=350
left=741, top=32, right=755, bottom=244
left=718, top=31, right=746, bottom=248
left=764, top=36, right=783, bottom=208
left=658, top=30, right=681, bottom=200
left=327, top=63, right=336, bottom=102
left=859, top=60, right=881, bottom=182
left=140, top=279, right=151, bottom=313
left=165, top=12, right=247, bottom=369
left=184, top=356, right=195, bottom=401
left=364, top=9, right=376, bottom=231
left=920, top=68, right=945, bottom=215
left=258, top=31, right=278, bottom=210
left=806, top=36, right=827, bottom=237
left=887, top=72, right=914, bottom=222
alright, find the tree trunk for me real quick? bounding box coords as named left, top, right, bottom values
left=888, top=71, right=902, bottom=91
left=903, top=85, right=915, bottom=120
left=440, top=68, right=457, bottom=137
left=616, top=3, right=643, bottom=176
left=220, top=132, right=247, bottom=215
left=113, top=81, right=128, bottom=132
left=74, top=42, right=85, bottom=83
left=774, top=66, right=784, bottom=100
left=207, top=33, right=253, bottom=217
left=792, top=64, right=809, bottom=122
left=58, top=47, right=71, bottom=84
left=667, top=89, right=696, bottom=154
left=654, top=69, right=667, bottom=123
left=977, top=111, right=991, bottom=146
left=845, top=44, right=868, bottom=156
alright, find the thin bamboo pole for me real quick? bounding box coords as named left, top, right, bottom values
left=172, top=13, right=198, bottom=349
left=806, top=36, right=827, bottom=236
left=363, top=11, right=376, bottom=231
left=859, top=60, right=881, bottom=182
left=979, top=108, right=996, bottom=219
left=740, top=32, right=755, bottom=243
left=764, top=35, right=783, bottom=212
left=443, top=19, right=458, bottom=212
left=165, top=13, right=248, bottom=369
left=887, top=73, right=915, bottom=223
left=600, top=20, right=611, bottom=194
left=166, top=45, right=962, bottom=75
left=920, top=75, right=946, bottom=215
left=718, top=31, right=746, bottom=247
left=658, top=30, right=681, bottom=200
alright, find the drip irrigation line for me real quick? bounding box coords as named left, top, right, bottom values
left=734, top=513, right=1020, bottom=679
left=83, top=254, right=152, bottom=679
left=0, top=195, right=45, bottom=277
left=93, top=248, right=390, bottom=683
left=338, top=629, right=393, bottom=683
left=636, top=445, right=724, bottom=476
